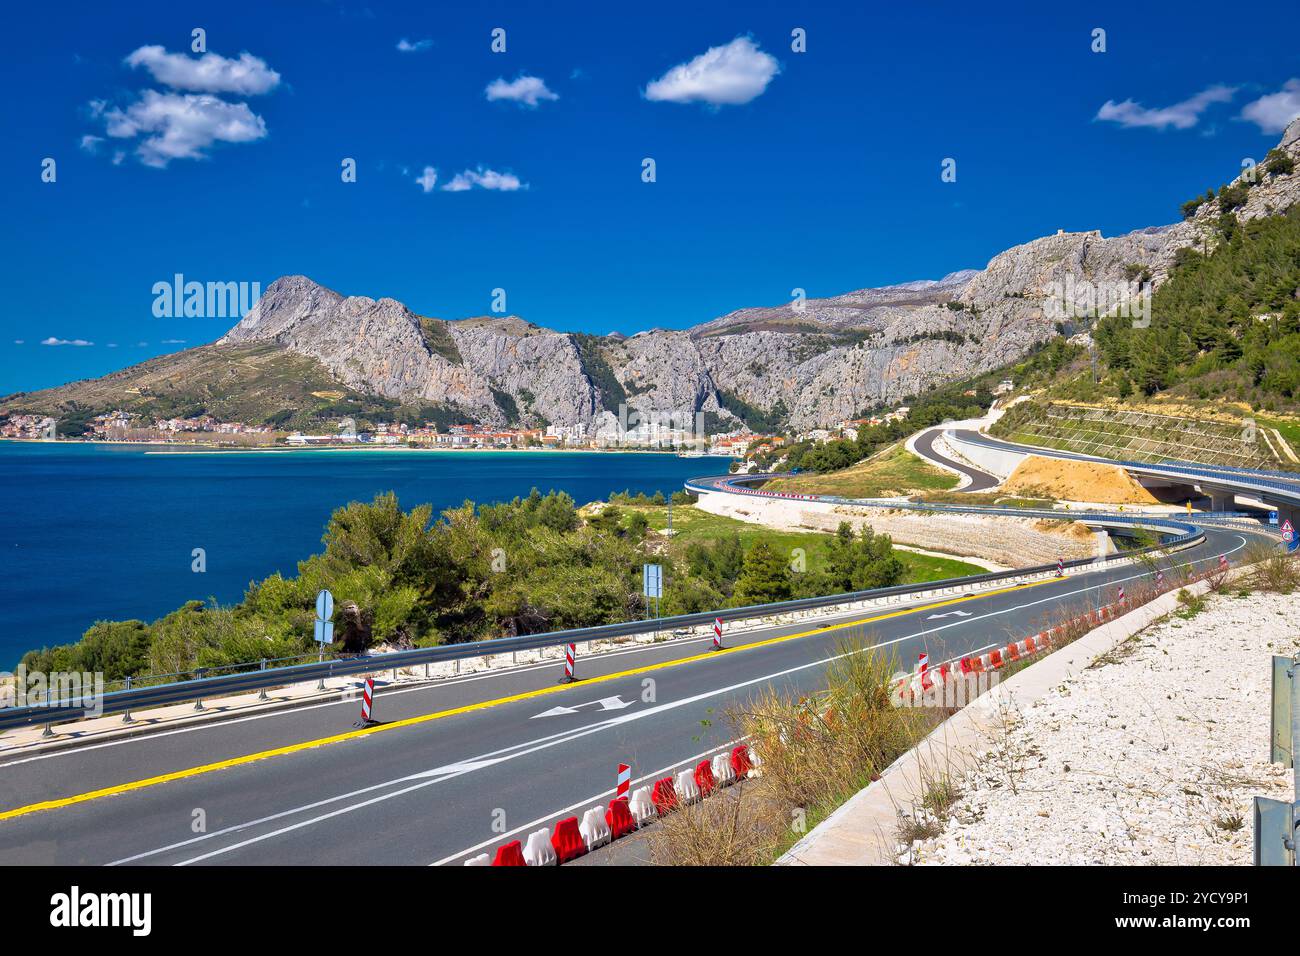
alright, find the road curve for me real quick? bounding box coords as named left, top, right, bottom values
left=0, top=485, right=1253, bottom=866
left=910, top=427, right=1001, bottom=492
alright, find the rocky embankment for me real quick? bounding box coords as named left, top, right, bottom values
left=910, top=589, right=1295, bottom=865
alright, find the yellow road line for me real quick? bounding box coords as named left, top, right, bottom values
left=0, top=576, right=1058, bottom=822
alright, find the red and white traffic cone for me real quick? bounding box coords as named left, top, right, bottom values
left=616, top=763, right=631, bottom=801
left=562, top=643, right=576, bottom=683
left=359, top=676, right=375, bottom=725
left=712, top=617, right=723, bottom=651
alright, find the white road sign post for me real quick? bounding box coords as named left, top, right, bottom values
left=315, top=589, right=335, bottom=689
left=643, top=564, right=663, bottom=638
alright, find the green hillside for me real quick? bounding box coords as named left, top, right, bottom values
left=0, top=342, right=462, bottom=431
left=1088, top=206, right=1300, bottom=412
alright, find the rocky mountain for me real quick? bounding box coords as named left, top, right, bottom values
left=7, top=122, right=1300, bottom=433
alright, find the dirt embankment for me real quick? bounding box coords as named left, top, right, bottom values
left=697, top=492, right=1100, bottom=569
left=1003, top=455, right=1159, bottom=505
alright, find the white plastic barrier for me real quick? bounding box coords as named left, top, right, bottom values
left=463, top=853, right=491, bottom=866
left=579, top=806, right=611, bottom=850
left=628, top=785, right=656, bottom=826
left=523, top=827, right=556, bottom=866
left=711, top=753, right=736, bottom=787
left=675, top=768, right=701, bottom=804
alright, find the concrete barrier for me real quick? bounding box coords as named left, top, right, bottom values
left=523, top=828, right=556, bottom=866
left=579, top=806, right=611, bottom=850
left=628, top=785, right=656, bottom=826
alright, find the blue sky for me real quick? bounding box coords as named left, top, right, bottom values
left=3, top=0, right=1299, bottom=393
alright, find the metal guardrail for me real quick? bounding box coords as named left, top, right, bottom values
left=691, top=473, right=1212, bottom=535
left=0, top=481, right=1209, bottom=732
left=954, top=431, right=1300, bottom=502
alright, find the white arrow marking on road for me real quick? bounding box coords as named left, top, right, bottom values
left=531, top=695, right=634, bottom=719
left=926, top=610, right=972, bottom=620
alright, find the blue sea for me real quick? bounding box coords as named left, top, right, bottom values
left=0, top=443, right=727, bottom=668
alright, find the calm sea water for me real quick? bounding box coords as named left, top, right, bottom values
left=0, top=443, right=728, bottom=668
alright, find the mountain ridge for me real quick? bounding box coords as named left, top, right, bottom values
left=7, top=122, right=1299, bottom=433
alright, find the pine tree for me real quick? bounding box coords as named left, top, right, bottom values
left=732, top=540, right=793, bottom=605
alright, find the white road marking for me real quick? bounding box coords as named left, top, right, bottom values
left=160, top=632, right=946, bottom=865
left=428, top=741, right=743, bottom=866
left=531, top=695, right=633, bottom=718
left=926, top=610, right=972, bottom=619
left=149, top=539, right=1247, bottom=866
left=30, top=532, right=1244, bottom=866
left=0, top=602, right=902, bottom=770
left=106, top=716, right=639, bottom=865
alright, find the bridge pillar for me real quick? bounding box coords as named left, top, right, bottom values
left=1208, top=490, right=1235, bottom=513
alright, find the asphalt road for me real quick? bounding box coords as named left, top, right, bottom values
left=911, top=428, right=1001, bottom=492
left=0, top=526, right=1247, bottom=866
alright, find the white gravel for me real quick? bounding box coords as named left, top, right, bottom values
left=910, top=589, right=1297, bottom=865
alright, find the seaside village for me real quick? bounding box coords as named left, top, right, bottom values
left=0, top=404, right=915, bottom=458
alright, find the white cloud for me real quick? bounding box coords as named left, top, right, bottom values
left=14, top=339, right=24, bottom=345
left=161, top=338, right=186, bottom=344
left=485, top=75, right=559, bottom=107
left=414, top=166, right=438, bottom=192
left=644, top=36, right=779, bottom=107
left=86, top=45, right=281, bottom=168
left=1241, top=79, right=1300, bottom=134
left=124, top=45, right=281, bottom=95
left=442, top=167, right=525, bottom=192
left=1095, top=85, right=1236, bottom=130
left=396, top=38, right=432, bottom=53
left=41, top=337, right=94, bottom=347
left=99, top=90, right=268, bottom=167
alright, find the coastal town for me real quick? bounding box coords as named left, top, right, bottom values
left=0, top=405, right=915, bottom=457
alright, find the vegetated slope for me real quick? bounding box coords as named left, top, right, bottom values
left=990, top=401, right=1291, bottom=470
left=1092, top=205, right=1300, bottom=412
left=0, top=343, right=377, bottom=430
left=15, top=491, right=923, bottom=682
left=765, top=446, right=958, bottom=498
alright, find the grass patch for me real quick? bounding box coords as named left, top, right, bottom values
left=628, top=501, right=985, bottom=584
left=1174, top=588, right=1206, bottom=619
left=648, top=638, right=943, bottom=866
left=1243, top=542, right=1300, bottom=594
left=766, top=446, right=959, bottom=498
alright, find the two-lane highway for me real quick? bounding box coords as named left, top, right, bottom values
left=0, top=524, right=1249, bottom=866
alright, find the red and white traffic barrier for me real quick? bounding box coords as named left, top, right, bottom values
left=712, top=617, right=723, bottom=651
left=616, top=763, right=631, bottom=801
left=360, top=676, right=375, bottom=723
left=1056, top=557, right=1064, bottom=576
left=1117, top=585, right=1125, bottom=604
left=563, top=643, right=576, bottom=682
